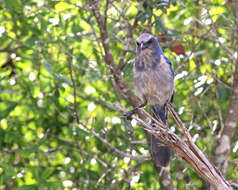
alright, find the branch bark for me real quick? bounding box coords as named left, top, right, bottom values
left=117, top=104, right=232, bottom=190
left=89, top=0, right=139, bottom=107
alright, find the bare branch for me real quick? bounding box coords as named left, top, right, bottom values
left=77, top=119, right=151, bottom=161
left=214, top=0, right=238, bottom=174
left=117, top=103, right=233, bottom=190
left=88, top=0, right=140, bottom=107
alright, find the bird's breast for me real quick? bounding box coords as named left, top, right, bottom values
left=135, top=52, right=156, bottom=71
left=134, top=54, right=174, bottom=105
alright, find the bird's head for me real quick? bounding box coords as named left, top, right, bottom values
left=136, top=33, right=160, bottom=53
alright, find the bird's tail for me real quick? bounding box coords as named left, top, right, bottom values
left=150, top=105, right=171, bottom=167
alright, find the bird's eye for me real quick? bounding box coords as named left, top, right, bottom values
left=136, top=42, right=140, bottom=46
left=147, top=39, right=153, bottom=44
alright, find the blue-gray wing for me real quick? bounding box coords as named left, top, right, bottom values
left=150, top=55, right=174, bottom=105
left=163, top=56, right=174, bottom=78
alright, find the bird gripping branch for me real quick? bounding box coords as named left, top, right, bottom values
left=125, top=33, right=174, bottom=167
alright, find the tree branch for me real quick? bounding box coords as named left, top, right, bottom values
left=88, top=0, right=139, bottom=107
left=117, top=104, right=233, bottom=190
left=214, top=0, right=238, bottom=174
left=88, top=1, right=176, bottom=189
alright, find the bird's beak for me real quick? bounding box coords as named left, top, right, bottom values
left=141, top=43, right=147, bottom=50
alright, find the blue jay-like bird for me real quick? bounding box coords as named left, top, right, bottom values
left=125, top=33, right=174, bottom=167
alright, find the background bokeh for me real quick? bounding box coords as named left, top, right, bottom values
left=0, top=0, right=237, bottom=189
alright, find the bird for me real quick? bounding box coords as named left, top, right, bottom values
left=125, top=33, right=174, bottom=167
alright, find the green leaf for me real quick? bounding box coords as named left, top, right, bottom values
left=42, top=168, right=52, bottom=179
left=54, top=74, right=72, bottom=85
left=38, top=136, right=47, bottom=146
left=154, top=14, right=167, bottom=33
left=72, top=23, right=83, bottom=34
left=25, top=36, right=37, bottom=47
left=193, top=50, right=206, bottom=57
left=0, top=101, right=17, bottom=119
left=4, top=0, right=21, bottom=9
left=75, top=125, right=90, bottom=137
left=21, top=147, right=35, bottom=158
left=42, top=61, right=53, bottom=74
left=14, top=185, right=38, bottom=190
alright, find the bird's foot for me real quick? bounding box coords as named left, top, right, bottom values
left=123, top=110, right=135, bottom=120
left=166, top=101, right=175, bottom=109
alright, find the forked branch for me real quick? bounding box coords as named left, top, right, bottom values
left=117, top=104, right=232, bottom=190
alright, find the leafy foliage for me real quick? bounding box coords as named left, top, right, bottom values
left=0, top=0, right=237, bottom=189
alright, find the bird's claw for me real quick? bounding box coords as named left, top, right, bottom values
left=123, top=110, right=135, bottom=120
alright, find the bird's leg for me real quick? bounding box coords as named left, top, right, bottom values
left=124, top=101, right=147, bottom=120
left=164, top=101, right=170, bottom=139
left=164, top=103, right=169, bottom=127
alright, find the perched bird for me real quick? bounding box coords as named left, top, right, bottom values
left=125, top=33, right=174, bottom=167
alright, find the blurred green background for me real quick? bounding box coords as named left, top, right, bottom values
left=0, top=0, right=237, bottom=189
